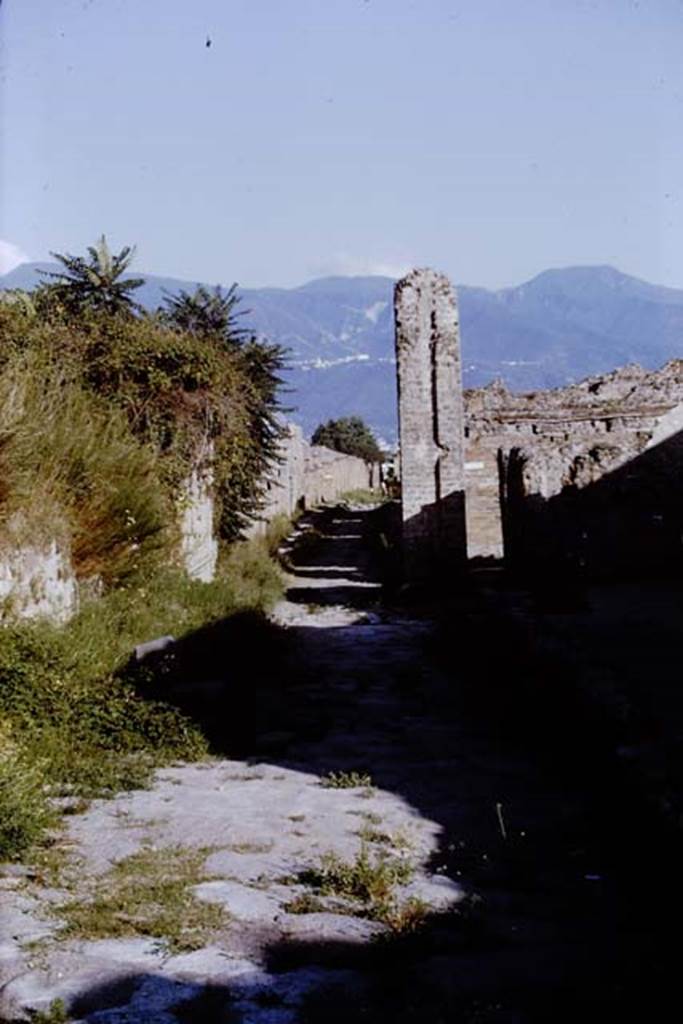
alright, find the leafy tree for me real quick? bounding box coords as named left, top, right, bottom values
left=160, top=283, right=246, bottom=346
left=38, top=235, right=145, bottom=317
left=24, top=236, right=289, bottom=540
left=218, top=337, right=289, bottom=539
left=311, top=416, right=382, bottom=462
left=159, top=283, right=288, bottom=535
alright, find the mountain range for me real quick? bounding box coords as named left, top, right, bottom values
left=3, top=262, right=682, bottom=443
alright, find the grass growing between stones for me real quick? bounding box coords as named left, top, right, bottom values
left=283, top=892, right=330, bottom=915
left=300, top=846, right=413, bottom=904
left=321, top=770, right=374, bottom=789
left=55, top=845, right=225, bottom=954
left=355, top=825, right=411, bottom=850
left=29, top=999, right=70, bottom=1024
left=296, top=845, right=424, bottom=932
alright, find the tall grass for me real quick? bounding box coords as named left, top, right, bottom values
left=0, top=351, right=168, bottom=584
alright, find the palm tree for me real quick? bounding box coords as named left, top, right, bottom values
left=39, top=235, right=145, bottom=316
left=160, top=283, right=247, bottom=346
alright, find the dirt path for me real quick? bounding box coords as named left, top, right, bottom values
left=0, top=506, right=677, bottom=1022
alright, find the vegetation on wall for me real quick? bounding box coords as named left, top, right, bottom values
left=312, top=415, right=383, bottom=463
left=1, top=238, right=288, bottom=550
left=0, top=237, right=291, bottom=860
left=0, top=349, right=167, bottom=584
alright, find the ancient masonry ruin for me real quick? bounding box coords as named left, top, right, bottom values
left=394, top=269, right=467, bottom=580
left=464, top=361, right=683, bottom=575
left=392, top=267, right=683, bottom=579
left=0, top=429, right=371, bottom=624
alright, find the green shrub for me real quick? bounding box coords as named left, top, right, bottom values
left=0, top=539, right=284, bottom=809
left=0, top=256, right=289, bottom=855
left=0, top=720, right=54, bottom=860
left=299, top=846, right=413, bottom=906
left=29, top=998, right=69, bottom=1024
left=296, top=847, right=421, bottom=932
left=0, top=621, right=207, bottom=800
left=264, top=513, right=296, bottom=555
left=0, top=296, right=286, bottom=557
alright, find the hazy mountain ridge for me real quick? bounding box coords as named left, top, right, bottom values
left=3, top=263, right=682, bottom=441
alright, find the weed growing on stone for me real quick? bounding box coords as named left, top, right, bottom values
left=283, top=892, right=329, bottom=915
left=321, top=770, right=373, bottom=789
left=28, top=840, right=81, bottom=891
left=345, top=809, right=383, bottom=824
left=355, top=825, right=411, bottom=850
left=362, top=811, right=383, bottom=825
left=376, top=896, right=431, bottom=934
left=29, top=998, right=70, bottom=1024
left=263, top=513, right=298, bottom=557
left=225, top=841, right=273, bottom=854
left=298, top=845, right=413, bottom=922
left=55, top=845, right=224, bottom=954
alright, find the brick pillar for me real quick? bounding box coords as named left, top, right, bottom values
left=394, top=268, right=467, bottom=580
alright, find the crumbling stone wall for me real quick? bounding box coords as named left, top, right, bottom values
left=0, top=538, right=78, bottom=624
left=179, top=449, right=219, bottom=583
left=245, top=425, right=372, bottom=538
left=464, top=360, right=683, bottom=574
left=256, top=424, right=306, bottom=529
left=302, top=445, right=371, bottom=507
left=0, top=424, right=370, bottom=622
left=395, top=269, right=467, bottom=579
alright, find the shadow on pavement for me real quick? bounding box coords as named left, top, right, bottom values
left=103, top=503, right=683, bottom=1023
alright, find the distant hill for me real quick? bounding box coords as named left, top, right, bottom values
left=3, top=262, right=682, bottom=443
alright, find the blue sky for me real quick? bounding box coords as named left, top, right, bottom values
left=1, top=0, right=682, bottom=288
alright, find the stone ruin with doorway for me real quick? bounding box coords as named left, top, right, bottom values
left=394, top=269, right=683, bottom=580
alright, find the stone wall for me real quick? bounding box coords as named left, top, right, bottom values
left=258, top=424, right=306, bottom=525
left=464, top=360, right=683, bottom=574
left=0, top=424, right=370, bottom=624
left=0, top=538, right=79, bottom=624
left=178, top=451, right=219, bottom=583
left=246, top=424, right=372, bottom=536
left=302, top=444, right=371, bottom=507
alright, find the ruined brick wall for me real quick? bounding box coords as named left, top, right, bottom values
left=464, top=360, right=683, bottom=574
